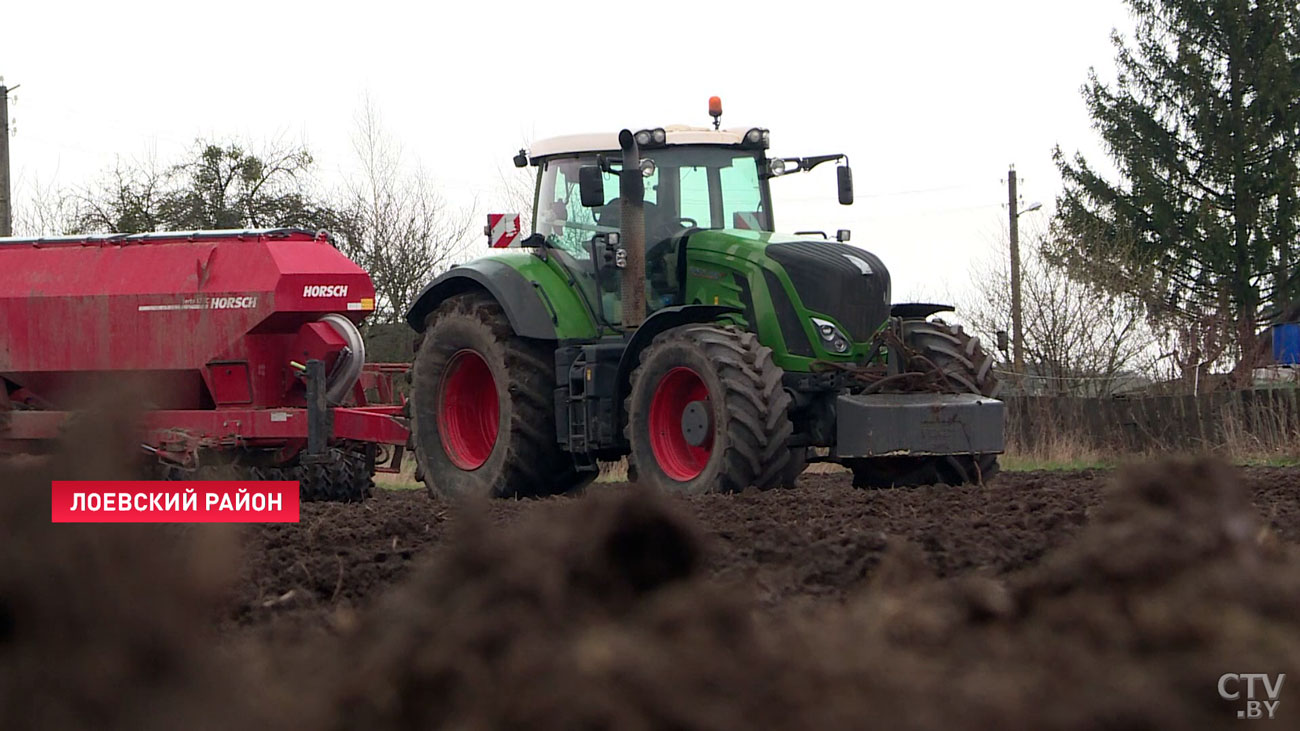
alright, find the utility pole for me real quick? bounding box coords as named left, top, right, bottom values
left=0, top=80, right=12, bottom=237
left=1007, top=165, right=1024, bottom=374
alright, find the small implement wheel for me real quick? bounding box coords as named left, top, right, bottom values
left=627, top=325, right=793, bottom=494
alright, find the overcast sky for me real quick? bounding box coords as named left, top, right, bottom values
left=3, top=0, right=1133, bottom=311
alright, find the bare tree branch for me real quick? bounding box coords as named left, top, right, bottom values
left=12, top=174, right=79, bottom=236
left=963, top=227, right=1158, bottom=396
left=331, top=98, right=476, bottom=323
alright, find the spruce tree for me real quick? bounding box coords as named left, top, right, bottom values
left=1053, top=0, right=1300, bottom=378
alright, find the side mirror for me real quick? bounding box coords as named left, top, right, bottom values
left=837, top=166, right=854, bottom=205
left=579, top=165, right=605, bottom=208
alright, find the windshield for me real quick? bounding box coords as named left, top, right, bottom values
left=535, top=146, right=771, bottom=260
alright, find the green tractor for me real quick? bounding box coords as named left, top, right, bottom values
left=406, top=102, right=1004, bottom=497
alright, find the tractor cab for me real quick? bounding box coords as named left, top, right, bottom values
left=521, top=118, right=853, bottom=327
left=532, top=130, right=773, bottom=321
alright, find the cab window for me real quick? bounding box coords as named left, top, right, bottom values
left=536, top=157, right=659, bottom=260
left=720, top=156, right=767, bottom=230
left=678, top=165, right=711, bottom=226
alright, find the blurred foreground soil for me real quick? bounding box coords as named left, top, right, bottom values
left=4, top=429, right=1298, bottom=729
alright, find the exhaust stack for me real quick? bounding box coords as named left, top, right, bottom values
left=617, top=129, right=646, bottom=330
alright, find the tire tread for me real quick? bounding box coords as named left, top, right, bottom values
left=625, top=324, right=793, bottom=494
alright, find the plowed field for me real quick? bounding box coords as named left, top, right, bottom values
left=5, top=453, right=1299, bottom=729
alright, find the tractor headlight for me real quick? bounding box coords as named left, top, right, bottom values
left=744, top=127, right=770, bottom=149
left=639, top=158, right=657, bottom=178
left=769, top=158, right=787, bottom=176
left=635, top=128, right=667, bottom=148
left=811, top=317, right=851, bottom=354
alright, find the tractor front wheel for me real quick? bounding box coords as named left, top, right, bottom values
left=411, top=292, right=589, bottom=499
left=626, top=325, right=794, bottom=494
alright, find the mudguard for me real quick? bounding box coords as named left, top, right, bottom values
left=616, top=304, right=740, bottom=390
left=891, top=303, right=954, bottom=320
left=405, top=260, right=560, bottom=339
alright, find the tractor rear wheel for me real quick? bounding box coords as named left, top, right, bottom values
left=411, top=292, right=589, bottom=499
left=848, top=318, right=1001, bottom=488
left=625, top=325, right=794, bottom=494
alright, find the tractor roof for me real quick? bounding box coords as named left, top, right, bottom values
left=529, top=125, right=757, bottom=160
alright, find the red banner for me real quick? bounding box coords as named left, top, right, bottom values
left=51, top=481, right=301, bottom=523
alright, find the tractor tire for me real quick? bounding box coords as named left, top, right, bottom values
left=900, top=318, right=1001, bottom=398
left=848, top=318, right=1001, bottom=488
left=625, top=325, right=794, bottom=494
left=410, top=292, right=589, bottom=499
left=781, top=447, right=809, bottom=488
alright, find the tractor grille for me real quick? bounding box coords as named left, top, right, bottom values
left=765, top=241, right=890, bottom=342
left=763, top=269, right=814, bottom=356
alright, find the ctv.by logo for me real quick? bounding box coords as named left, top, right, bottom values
left=1219, top=673, right=1285, bottom=720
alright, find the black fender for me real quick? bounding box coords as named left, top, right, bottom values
left=404, top=261, right=557, bottom=339
left=891, top=302, right=954, bottom=320
left=616, top=304, right=740, bottom=393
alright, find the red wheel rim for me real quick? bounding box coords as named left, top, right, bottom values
left=648, top=367, right=713, bottom=481
left=438, top=350, right=499, bottom=470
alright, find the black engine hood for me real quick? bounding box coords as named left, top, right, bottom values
left=764, top=241, right=892, bottom=342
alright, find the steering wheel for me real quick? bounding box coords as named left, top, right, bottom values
left=645, top=220, right=700, bottom=290
left=646, top=218, right=699, bottom=260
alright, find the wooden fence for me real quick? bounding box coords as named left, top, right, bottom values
left=357, top=323, right=1300, bottom=455
left=1005, top=388, right=1300, bottom=453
